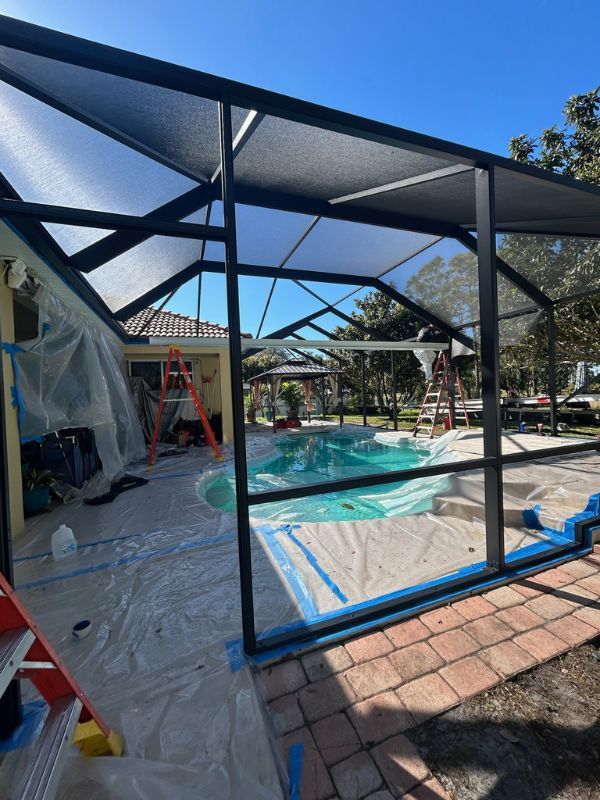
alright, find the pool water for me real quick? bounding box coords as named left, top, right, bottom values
left=203, top=431, right=454, bottom=522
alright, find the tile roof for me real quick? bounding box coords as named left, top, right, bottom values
left=121, top=307, right=230, bottom=339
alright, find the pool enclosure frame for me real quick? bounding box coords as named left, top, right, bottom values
left=0, top=17, right=599, bottom=662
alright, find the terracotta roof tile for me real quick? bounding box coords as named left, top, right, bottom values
left=121, top=307, right=230, bottom=338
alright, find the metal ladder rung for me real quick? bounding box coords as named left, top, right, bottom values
left=0, top=628, right=35, bottom=697
left=12, top=695, right=83, bottom=800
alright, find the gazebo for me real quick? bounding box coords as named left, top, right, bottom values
left=249, top=359, right=342, bottom=429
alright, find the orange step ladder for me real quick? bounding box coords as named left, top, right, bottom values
left=412, top=352, right=470, bottom=438
left=0, top=572, right=122, bottom=799
left=147, top=346, right=223, bottom=469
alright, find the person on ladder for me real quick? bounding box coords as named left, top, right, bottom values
left=414, top=324, right=443, bottom=380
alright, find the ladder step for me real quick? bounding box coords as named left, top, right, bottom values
left=12, top=695, right=83, bottom=800
left=0, top=628, right=35, bottom=697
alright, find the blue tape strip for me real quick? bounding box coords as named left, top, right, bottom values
left=288, top=741, right=304, bottom=800
left=225, top=639, right=246, bottom=672
left=278, top=524, right=348, bottom=604
left=0, top=700, right=47, bottom=752
left=14, top=527, right=165, bottom=562
left=251, top=545, right=592, bottom=665
left=255, top=524, right=319, bottom=619
left=16, top=531, right=236, bottom=590
left=522, top=503, right=544, bottom=530
left=0, top=341, right=26, bottom=434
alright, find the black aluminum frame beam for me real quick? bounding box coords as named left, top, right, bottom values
left=0, top=172, right=126, bottom=339
left=70, top=183, right=215, bottom=271
left=255, top=216, right=320, bottom=337
left=4, top=15, right=599, bottom=206
left=69, top=112, right=263, bottom=271
left=0, top=198, right=227, bottom=240
left=329, top=164, right=474, bottom=205
left=373, top=280, right=474, bottom=350
left=475, top=166, right=504, bottom=571
left=456, top=229, right=552, bottom=309
left=113, top=259, right=371, bottom=322
left=0, top=60, right=206, bottom=184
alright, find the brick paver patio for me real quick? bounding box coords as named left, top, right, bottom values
left=260, top=545, right=600, bottom=799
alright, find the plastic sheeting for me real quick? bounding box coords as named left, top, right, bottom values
left=2, top=425, right=598, bottom=798
left=2, top=440, right=286, bottom=800
left=5, top=286, right=146, bottom=480
left=129, top=377, right=187, bottom=443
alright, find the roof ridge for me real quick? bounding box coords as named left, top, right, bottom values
left=146, top=306, right=227, bottom=328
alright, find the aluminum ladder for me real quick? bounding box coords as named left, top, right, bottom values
left=412, top=352, right=470, bottom=438
left=0, top=572, right=122, bottom=799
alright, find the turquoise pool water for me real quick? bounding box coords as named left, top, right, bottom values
left=203, top=431, right=453, bottom=522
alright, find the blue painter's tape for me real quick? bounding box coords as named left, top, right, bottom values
left=0, top=700, right=47, bottom=752
left=278, top=524, right=349, bottom=604
left=14, top=527, right=165, bottom=562
left=16, top=531, right=237, bottom=590
left=522, top=503, right=543, bottom=530
left=0, top=341, right=26, bottom=434
left=288, top=741, right=304, bottom=800
left=225, top=639, right=246, bottom=672
left=255, top=524, right=319, bottom=620
left=249, top=545, right=593, bottom=666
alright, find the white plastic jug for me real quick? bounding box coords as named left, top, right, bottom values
left=51, top=524, right=77, bottom=560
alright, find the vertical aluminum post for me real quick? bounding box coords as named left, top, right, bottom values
left=361, top=352, right=367, bottom=426
left=219, top=99, right=257, bottom=653
left=391, top=351, right=398, bottom=431
left=475, top=167, right=505, bottom=570
left=546, top=307, right=558, bottom=436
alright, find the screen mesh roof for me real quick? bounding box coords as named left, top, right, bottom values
left=0, top=15, right=598, bottom=338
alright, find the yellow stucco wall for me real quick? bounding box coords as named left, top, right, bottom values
left=121, top=344, right=233, bottom=443
left=0, top=283, right=25, bottom=537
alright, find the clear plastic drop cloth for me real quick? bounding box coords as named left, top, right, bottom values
left=1, top=441, right=286, bottom=800
left=5, top=285, right=146, bottom=482
left=3, top=426, right=597, bottom=797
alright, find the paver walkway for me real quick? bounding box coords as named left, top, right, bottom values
left=260, top=545, right=600, bottom=800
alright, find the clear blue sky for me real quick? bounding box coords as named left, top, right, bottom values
left=3, top=0, right=598, bottom=335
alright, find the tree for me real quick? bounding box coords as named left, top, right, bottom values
left=506, top=87, right=600, bottom=382
left=329, top=285, right=424, bottom=410
left=241, top=348, right=287, bottom=383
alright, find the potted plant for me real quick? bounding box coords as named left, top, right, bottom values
left=279, top=382, right=303, bottom=420
left=22, top=466, right=55, bottom=517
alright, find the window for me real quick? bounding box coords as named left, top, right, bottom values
left=128, top=360, right=194, bottom=391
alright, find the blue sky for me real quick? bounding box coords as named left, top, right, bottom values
left=3, top=0, right=598, bottom=335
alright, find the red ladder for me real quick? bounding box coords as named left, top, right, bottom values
left=0, top=572, right=122, bottom=799
left=147, top=346, right=224, bottom=469
left=412, top=352, right=470, bottom=438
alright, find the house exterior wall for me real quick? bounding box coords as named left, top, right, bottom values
left=121, top=343, right=234, bottom=443
left=0, top=283, right=25, bottom=537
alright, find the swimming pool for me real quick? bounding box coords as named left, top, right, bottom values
left=203, top=430, right=456, bottom=522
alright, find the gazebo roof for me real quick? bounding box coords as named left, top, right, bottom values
left=250, top=359, right=340, bottom=383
